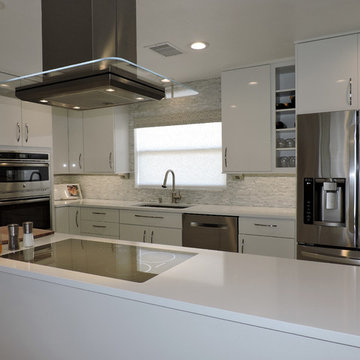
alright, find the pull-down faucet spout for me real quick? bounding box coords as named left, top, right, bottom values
left=162, top=169, right=181, bottom=203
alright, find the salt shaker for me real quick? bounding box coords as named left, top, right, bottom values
left=8, top=224, right=19, bottom=250
left=23, top=221, right=34, bottom=247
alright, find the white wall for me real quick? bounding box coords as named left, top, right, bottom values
left=0, top=0, right=42, bottom=75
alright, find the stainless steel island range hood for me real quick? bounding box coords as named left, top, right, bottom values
left=0, top=0, right=196, bottom=110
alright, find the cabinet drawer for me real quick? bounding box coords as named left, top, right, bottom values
left=80, top=220, right=119, bottom=238
left=239, top=218, right=295, bottom=238
left=120, top=210, right=182, bottom=228
left=81, top=207, right=119, bottom=223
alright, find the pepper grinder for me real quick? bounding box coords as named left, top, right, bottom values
left=23, top=221, right=34, bottom=247
left=8, top=224, right=19, bottom=250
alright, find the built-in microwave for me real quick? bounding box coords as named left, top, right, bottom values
left=0, top=151, right=51, bottom=229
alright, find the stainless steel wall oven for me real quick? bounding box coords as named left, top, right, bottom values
left=0, top=151, right=51, bottom=229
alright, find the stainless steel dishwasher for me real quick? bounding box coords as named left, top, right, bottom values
left=182, top=214, right=238, bottom=252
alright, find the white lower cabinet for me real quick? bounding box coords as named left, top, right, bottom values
left=54, top=207, right=69, bottom=233
left=119, top=210, right=182, bottom=247
left=69, top=207, right=81, bottom=235
left=239, top=217, right=295, bottom=259
left=120, top=224, right=182, bottom=246
left=80, top=207, right=120, bottom=239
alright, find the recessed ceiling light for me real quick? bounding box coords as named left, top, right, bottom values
left=136, top=97, right=144, bottom=101
left=248, top=81, right=258, bottom=85
left=73, top=106, right=80, bottom=110
left=190, top=41, right=208, bottom=50
left=161, top=78, right=171, bottom=83
left=230, top=105, right=237, bottom=109
left=105, top=88, right=115, bottom=92
left=40, top=99, right=48, bottom=103
left=0, top=83, right=9, bottom=88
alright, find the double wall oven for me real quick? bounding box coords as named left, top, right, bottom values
left=0, top=151, right=51, bottom=229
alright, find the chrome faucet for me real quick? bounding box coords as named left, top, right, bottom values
left=162, top=169, right=181, bottom=203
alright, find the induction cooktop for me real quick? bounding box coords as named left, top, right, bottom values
left=2, top=238, right=196, bottom=283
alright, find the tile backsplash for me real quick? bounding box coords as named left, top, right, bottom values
left=55, top=174, right=295, bottom=208
left=54, top=77, right=296, bottom=208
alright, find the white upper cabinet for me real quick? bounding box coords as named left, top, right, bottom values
left=0, top=0, right=42, bottom=76
left=21, top=102, right=52, bottom=147
left=52, top=108, right=69, bottom=174
left=296, top=34, right=358, bottom=114
left=68, top=110, right=84, bottom=174
left=221, top=65, right=271, bottom=173
left=83, top=107, right=129, bottom=174
left=0, top=96, right=22, bottom=147
left=0, top=98, right=52, bottom=148
left=52, top=109, right=84, bottom=174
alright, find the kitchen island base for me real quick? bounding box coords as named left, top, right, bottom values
left=0, top=271, right=358, bottom=360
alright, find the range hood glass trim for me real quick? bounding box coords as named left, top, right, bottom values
left=0, top=57, right=198, bottom=107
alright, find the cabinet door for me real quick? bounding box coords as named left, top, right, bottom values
left=21, top=102, right=52, bottom=147
left=240, top=234, right=295, bottom=259
left=296, top=34, right=358, bottom=114
left=148, top=227, right=182, bottom=247
left=55, top=207, right=69, bottom=233
left=0, top=96, right=22, bottom=146
left=83, top=108, right=114, bottom=173
left=221, top=65, right=271, bottom=173
left=68, top=110, right=84, bottom=173
left=52, top=108, right=69, bottom=174
left=69, top=207, right=81, bottom=235
left=120, top=224, right=148, bottom=243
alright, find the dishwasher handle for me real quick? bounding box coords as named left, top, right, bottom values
left=190, top=221, right=228, bottom=230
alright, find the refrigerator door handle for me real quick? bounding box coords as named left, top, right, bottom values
left=301, top=250, right=360, bottom=266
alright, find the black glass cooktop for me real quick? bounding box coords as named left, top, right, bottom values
left=2, top=238, right=196, bottom=283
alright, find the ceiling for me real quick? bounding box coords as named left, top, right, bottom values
left=137, top=0, right=360, bottom=82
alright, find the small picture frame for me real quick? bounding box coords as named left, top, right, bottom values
left=65, top=184, right=82, bottom=199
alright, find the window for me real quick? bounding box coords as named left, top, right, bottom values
left=134, top=122, right=226, bottom=188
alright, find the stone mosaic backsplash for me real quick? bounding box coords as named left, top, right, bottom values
left=54, top=174, right=296, bottom=208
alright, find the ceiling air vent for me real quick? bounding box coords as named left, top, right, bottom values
left=148, top=42, right=183, bottom=57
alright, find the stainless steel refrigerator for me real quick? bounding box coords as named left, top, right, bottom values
left=297, top=110, right=360, bottom=265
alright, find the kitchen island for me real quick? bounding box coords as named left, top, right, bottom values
left=0, top=233, right=359, bottom=360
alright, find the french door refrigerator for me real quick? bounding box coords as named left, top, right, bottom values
left=297, top=110, right=360, bottom=265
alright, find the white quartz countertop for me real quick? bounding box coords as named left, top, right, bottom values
left=54, top=199, right=296, bottom=219
left=0, top=233, right=359, bottom=348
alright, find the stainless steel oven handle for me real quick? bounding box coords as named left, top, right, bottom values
left=0, top=197, right=50, bottom=206
left=302, top=251, right=360, bottom=266
left=0, top=162, right=49, bottom=167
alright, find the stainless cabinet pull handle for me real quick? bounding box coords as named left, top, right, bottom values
left=109, top=152, right=113, bottom=169
left=224, top=147, right=228, bottom=168
left=150, top=231, right=154, bottom=243
left=190, top=222, right=228, bottom=229
left=79, top=153, right=82, bottom=169
left=75, top=210, right=79, bottom=228
left=92, top=212, right=106, bottom=215
left=349, top=77, right=352, bottom=106
left=241, top=238, right=244, bottom=254
left=92, top=225, right=106, bottom=228
left=16, top=122, right=21, bottom=142
left=25, top=123, right=29, bottom=142
left=142, top=230, right=146, bottom=242
left=254, top=223, right=278, bottom=228
left=134, top=214, right=164, bottom=219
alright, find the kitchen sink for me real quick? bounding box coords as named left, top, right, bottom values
left=136, top=203, right=191, bottom=209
